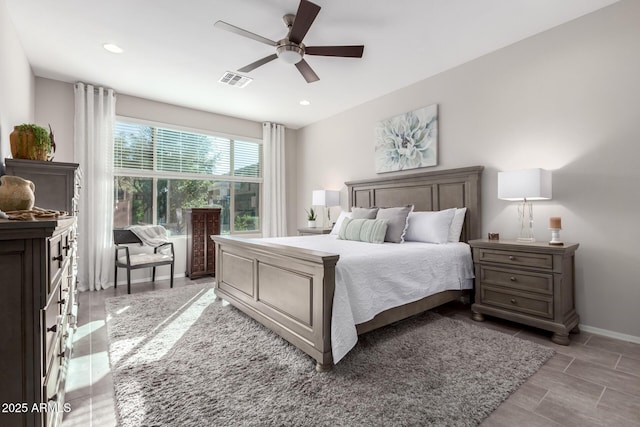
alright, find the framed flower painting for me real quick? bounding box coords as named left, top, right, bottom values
left=374, top=104, right=438, bottom=173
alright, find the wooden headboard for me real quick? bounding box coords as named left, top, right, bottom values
left=345, top=166, right=483, bottom=242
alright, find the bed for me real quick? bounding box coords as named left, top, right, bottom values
left=212, top=166, right=483, bottom=371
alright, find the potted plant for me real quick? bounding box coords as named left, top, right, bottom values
left=305, top=207, right=317, bottom=228
left=9, top=123, right=53, bottom=161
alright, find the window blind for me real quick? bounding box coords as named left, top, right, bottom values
left=114, top=121, right=261, bottom=179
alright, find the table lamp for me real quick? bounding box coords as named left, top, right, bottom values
left=498, top=168, right=552, bottom=242
left=312, top=190, right=340, bottom=228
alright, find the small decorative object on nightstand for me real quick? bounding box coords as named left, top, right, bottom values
left=549, top=216, right=563, bottom=246
left=469, top=239, right=579, bottom=345
left=297, top=227, right=333, bottom=236
left=305, top=207, right=317, bottom=228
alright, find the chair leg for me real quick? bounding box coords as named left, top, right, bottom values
left=114, top=264, right=118, bottom=289
left=127, top=268, right=131, bottom=294
left=152, top=267, right=156, bottom=283
left=170, top=263, right=174, bottom=288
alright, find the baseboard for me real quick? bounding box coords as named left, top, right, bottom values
left=580, top=324, right=640, bottom=344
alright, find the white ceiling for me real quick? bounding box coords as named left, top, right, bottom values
left=6, top=0, right=618, bottom=129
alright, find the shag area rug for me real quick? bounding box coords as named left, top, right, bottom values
left=106, top=284, right=554, bottom=427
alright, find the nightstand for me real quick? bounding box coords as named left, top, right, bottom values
left=297, top=227, right=333, bottom=236
left=469, top=239, right=580, bottom=345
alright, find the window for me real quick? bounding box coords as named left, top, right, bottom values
left=113, top=119, right=262, bottom=235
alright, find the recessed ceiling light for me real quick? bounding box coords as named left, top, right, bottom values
left=103, top=43, right=123, bottom=54
left=299, top=100, right=310, bottom=106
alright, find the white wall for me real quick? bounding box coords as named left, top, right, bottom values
left=34, top=78, right=74, bottom=162
left=0, top=0, right=34, bottom=172
left=296, top=0, right=640, bottom=341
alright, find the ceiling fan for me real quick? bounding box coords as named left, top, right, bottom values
left=214, top=0, right=364, bottom=83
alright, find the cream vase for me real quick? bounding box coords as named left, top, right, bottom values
left=0, top=175, right=36, bottom=211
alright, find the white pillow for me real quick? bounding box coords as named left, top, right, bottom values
left=448, top=208, right=467, bottom=242
left=405, top=208, right=456, bottom=244
left=330, top=211, right=352, bottom=235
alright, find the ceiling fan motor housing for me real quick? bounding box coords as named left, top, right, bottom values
left=276, top=40, right=305, bottom=64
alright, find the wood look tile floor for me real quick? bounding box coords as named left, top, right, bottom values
left=63, top=280, right=640, bottom=427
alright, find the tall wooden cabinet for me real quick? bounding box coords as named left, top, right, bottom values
left=0, top=217, right=77, bottom=427
left=185, top=208, right=221, bottom=279
left=5, top=159, right=81, bottom=215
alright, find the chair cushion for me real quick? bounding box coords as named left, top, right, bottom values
left=119, top=253, right=173, bottom=266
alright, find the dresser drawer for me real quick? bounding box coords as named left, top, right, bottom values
left=479, top=266, right=553, bottom=295
left=476, top=248, right=553, bottom=270
left=480, top=285, right=553, bottom=319
left=49, top=233, right=62, bottom=286
left=42, top=283, right=62, bottom=373
left=43, top=339, right=61, bottom=404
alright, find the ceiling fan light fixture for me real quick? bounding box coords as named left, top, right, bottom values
left=276, top=44, right=304, bottom=64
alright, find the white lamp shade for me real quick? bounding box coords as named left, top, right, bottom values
left=498, top=168, right=552, bottom=201
left=312, top=190, right=340, bottom=206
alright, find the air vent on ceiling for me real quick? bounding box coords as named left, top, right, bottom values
left=218, top=71, right=253, bottom=88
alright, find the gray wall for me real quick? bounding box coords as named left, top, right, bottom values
left=296, top=0, right=640, bottom=341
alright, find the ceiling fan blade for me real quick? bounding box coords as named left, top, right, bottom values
left=238, top=54, right=278, bottom=72
left=295, top=59, right=320, bottom=83
left=214, top=20, right=277, bottom=46
left=289, top=0, right=321, bottom=44
left=305, top=45, right=365, bottom=58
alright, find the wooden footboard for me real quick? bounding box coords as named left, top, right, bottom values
left=212, top=235, right=339, bottom=370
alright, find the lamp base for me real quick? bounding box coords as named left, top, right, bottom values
left=517, top=199, right=536, bottom=243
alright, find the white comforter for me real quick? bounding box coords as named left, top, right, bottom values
left=258, top=235, right=474, bottom=363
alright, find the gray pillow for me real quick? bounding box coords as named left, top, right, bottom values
left=375, top=205, right=414, bottom=243
left=338, top=218, right=388, bottom=244
left=350, top=207, right=379, bottom=219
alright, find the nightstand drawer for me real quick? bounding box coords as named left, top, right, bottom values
left=476, top=248, right=553, bottom=270
left=481, top=286, right=553, bottom=319
left=479, top=266, right=553, bottom=295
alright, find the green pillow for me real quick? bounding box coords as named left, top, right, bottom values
left=338, top=218, right=388, bottom=244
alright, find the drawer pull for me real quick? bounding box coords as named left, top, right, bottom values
left=48, top=394, right=57, bottom=402
left=58, top=350, right=65, bottom=359
left=58, top=299, right=66, bottom=305
left=53, top=253, right=63, bottom=268
left=47, top=324, right=57, bottom=333
left=510, top=298, right=517, bottom=304
left=508, top=256, right=516, bottom=261
left=510, top=276, right=517, bottom=281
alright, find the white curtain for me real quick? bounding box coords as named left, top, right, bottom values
left=74, top=83, right=116, bottom=291
left=262, top=122, right=287, bottom=237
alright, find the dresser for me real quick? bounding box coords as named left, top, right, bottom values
left=5, top=158, right=81, bottom=215
left=0, top=217, right=77, bottom=426
left=469, top=239, right=580, bottom=345
left=185, top=208, right=221, bottom=278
